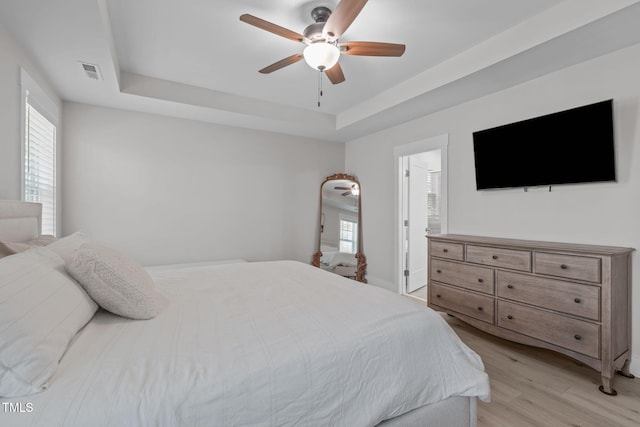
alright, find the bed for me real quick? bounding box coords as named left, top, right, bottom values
left=0, top=200, right=490, bottom=426
left=319, top=250, right=359, bottom=278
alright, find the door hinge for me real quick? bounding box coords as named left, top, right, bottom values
left=404, top=219, right=409, bottom=227
left=404, top=270, right=410, bottom=277
left=404, top=169, right=410, bottom=177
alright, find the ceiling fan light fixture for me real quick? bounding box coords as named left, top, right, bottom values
left=303, top=42, right=340, bottom=71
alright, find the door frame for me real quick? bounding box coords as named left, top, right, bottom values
left=393, top=134, right=449, bottom=295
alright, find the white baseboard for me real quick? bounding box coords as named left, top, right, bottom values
left=629, top=355, right=640, bottom=377
left=365, top=275, right=397, bottom=293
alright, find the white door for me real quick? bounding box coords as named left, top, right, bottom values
left=395, top=134, right=448, bottom=298
left=406, top=156, right=429, bottom=293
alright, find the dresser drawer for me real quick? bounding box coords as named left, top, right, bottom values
left=431, top=284, right=494, bottom=324
left=466, top=245, right=531, bottom=272
left=534, top=252, right=601, bottom=283
left=430, top=240, right=464, bottom=261
left=497, top=271, right=600, bottom=320
left=498, top=301, right=600, bottom=358
left=431, top=259, right=495, bottom=295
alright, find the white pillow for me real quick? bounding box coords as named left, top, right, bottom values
left=46, top=231, right=90, bottom=259
left=0, top=247, right=98, bottom=397
left=0, top=234, right=56, bottom=259
left=64, top=242, right=167, bottom=320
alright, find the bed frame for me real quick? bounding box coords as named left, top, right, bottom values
left=0, top=199, right=478, bottom=426
left=379, top=396, right=476, bottom=426
left=0, top=200, right=42, bottom=241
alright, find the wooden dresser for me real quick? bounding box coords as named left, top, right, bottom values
left=427, top=234, right=633, bottom=395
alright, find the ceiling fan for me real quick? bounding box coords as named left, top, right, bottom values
left=335, top=184, right=360, bottom=196
left=239, top=0, right=406, bottom=85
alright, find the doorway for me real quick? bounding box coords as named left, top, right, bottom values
left=394, top=135, right=448, bottom=301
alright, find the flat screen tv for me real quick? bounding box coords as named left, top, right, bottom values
left=473, top=100, right=615, bottom=190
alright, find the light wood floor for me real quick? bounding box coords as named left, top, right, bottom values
left=407, top=285, right=427, bottom=300
left=441, top=313, right=640, bottom=427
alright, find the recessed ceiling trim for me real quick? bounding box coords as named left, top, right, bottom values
left=336, top=0, right=640, bottom=129
left=3, top=0, right=639, bottom=143
left=120, top=72, right=336, bottom=129
left=97, top=0, right=121, bottom=89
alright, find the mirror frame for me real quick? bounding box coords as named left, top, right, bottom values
left=312, top=173, right=367, bottom=283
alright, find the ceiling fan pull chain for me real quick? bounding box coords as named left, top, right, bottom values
left=317, top=70, right=323, bottom=107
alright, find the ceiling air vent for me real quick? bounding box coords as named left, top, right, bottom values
left=79, top=62, right=102, bottom=80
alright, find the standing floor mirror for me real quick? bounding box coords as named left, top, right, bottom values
left=312, top=173, right=367, bottom=283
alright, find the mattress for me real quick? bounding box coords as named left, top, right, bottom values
left=1, top=260, right=489, bottom=426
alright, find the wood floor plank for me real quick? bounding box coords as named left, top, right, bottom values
left=440, top=313, right=640, bottom=427
left=562, top=385, right=640, bottom=427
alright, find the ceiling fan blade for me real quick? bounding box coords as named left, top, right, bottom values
left=240, top=14, right=307, bottom=43
left=335, top=186, right=351, bottom=190
left=341, top=41, right=406, bottom=57
left=341, top=191, right=352, bottom=196
left=259, top=54, right=304, bottom=74
left=323, top=0, right=368, bottom=39
left=325, top=62, right=346, bottom=84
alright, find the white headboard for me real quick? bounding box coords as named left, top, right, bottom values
left=0, top=200, right=42, bottom=242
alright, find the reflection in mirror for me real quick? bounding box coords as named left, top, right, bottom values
left=312, top=174, right=367, bottom=282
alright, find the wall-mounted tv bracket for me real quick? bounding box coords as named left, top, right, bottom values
left=523, top=186, right=552, bottom=192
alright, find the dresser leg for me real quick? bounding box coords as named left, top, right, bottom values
left=616, top=360, right=635, bottom=379
left=599, top=376, right=617, bottom=396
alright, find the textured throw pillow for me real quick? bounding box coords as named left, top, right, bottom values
left=64, top=243, right=167, bottom=320
left=0, top=247, right=98, bottom=397
left=0, top=235, right=56, bottom=259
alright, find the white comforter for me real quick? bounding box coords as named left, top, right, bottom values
left=2, top=261, right=489, bottom=427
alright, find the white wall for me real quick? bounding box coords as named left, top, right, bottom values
left=0, top=24, right=61, bottom=200
left=321, top=204, right=341, bottom=249
left=62, top=102, right=344, bottom=266
left=346, top=42, right=640, bottom=373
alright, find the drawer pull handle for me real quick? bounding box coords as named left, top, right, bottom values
left=478, top=278, right=484, bottom=283
left=574, top=334, right=582, bottom=341
left=507, top=284, right=514, bottom=289
left=436, top=294, right=442, bottom=298
left=507, top=315, right=513, bottom=320
left=492, top=255, right=498, bottom=260
left=560, top=264, right=568, bottom=270
left=436, top=269, right=442, bottom=274
left=443, top=248, right=449, bottom=253
left=477, top=306, right=483, bottom=311
left=574, top=298, right=582, bottom=304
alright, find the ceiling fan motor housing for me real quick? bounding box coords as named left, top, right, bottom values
left=311, top=6, right=331, bottom=23
left=304, top=22, right=326, bottom=41
left=304, top=6, right=333, bottom=42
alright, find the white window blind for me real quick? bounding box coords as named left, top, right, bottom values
left=21, top=69, right=58, bottom=236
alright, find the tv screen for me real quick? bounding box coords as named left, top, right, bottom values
left=473, top=100, right=615, bottom=190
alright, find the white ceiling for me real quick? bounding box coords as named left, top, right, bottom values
left=2, top=0, right=640, bottom=142
left=323, top=179, right=359, bottom=213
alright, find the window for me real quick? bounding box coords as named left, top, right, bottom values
left=21, top=69, right=59, bottom=236
left=426, top=170, right=441, bottom=235
left=339, top=215, right=358, bottom=254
